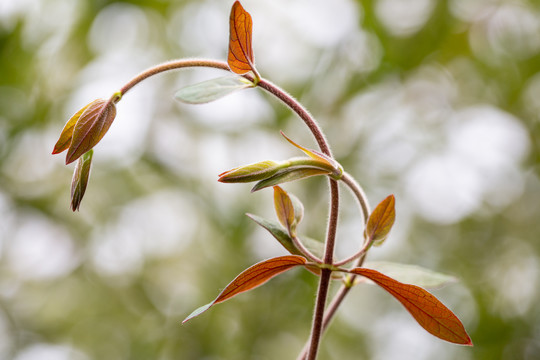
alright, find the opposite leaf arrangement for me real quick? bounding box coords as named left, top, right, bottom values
left=52, top=2, right=472, bottom=359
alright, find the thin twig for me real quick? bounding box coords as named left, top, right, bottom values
left=120, top=58, right=231, bottom=96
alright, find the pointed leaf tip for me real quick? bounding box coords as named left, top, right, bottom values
left=280, top=132, right=343, bottom=178
left=350, top=268, right=472, bottom=346
left=183, top=255, right=307, bottom=323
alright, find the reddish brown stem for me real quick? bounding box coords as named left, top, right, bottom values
left=117, top=59, right=341, bottom=360
left=120, top=58, right=230, bottom=96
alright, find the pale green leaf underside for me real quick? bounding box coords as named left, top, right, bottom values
left=183, top=303, right=212, bottom=323
left=300, top=236, right=324, bottom=259
left=247, top=214, right=299, bottom=256
left=363, top=261, right=457, bottom=289
left=175, top=76, right=253, bottom=104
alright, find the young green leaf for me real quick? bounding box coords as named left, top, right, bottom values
left=183, top=255, right=307, bottom=323
left=65, top=98, right=117, bottom=164
left=175, top=75, right=254, bottom=104
left=349, top=268, right=472, bottom=346
left=273, top=186, right=296, bottom=234
left=252, top=168, right=330, bottom=192
left=218, top=160, right=283, bottom=183
left=228, top=1, right=257, bottom=76
left=363, top=262, right=457, bottom=289
left=365, top=195, right=395, bottom=246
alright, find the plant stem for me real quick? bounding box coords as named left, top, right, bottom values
left=307, top=268, right=332, bottom=360
left=297, top=285, right=352, bottom=360
left=297, top=173, right=371, bottom=360
left=120, top=58, right=231, bottom=96
left=255, top=78, right=340, bottom=360
left=341, top=172, right=370, bottom=226
left=117, top=59, right=340, bottom=360
left=256, top=79, right=332, bottom=157
left=305, top=179, right=340, bottom=359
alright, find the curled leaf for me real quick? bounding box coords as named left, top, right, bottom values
left=252, top=168, right=330, bottom=192
left=349, top=268, right=472, bottom=346
left=175, top=75, right=254, bottom=104
left=218, top=160, right=283, bottom=183
left=65, top=98, right=117, bottom=164
left=70, top=150, right=93, bottom=211
left=183, top=255, right=307, bottom=323
left=246, top=213, right=299, bottom=256
left=228, top=1, right=257, bottom=76
left=365, top=195, right=395, bottom=246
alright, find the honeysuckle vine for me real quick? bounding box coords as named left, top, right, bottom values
left=52, top=1, right=472, bottom=359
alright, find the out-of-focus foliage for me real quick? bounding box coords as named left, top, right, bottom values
left=0, top=0, right=539, bottom=359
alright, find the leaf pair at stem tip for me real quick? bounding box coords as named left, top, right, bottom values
left=182, top=254, right=472, bottom=346
left=175, top=1, right=259, bottom=104
left=52, top=92, right=121, bottom=211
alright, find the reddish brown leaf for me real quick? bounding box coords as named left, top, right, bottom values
left=365, top=195, right=395, bottom=246
left=274, top=186, right=296, bottom=233
left=52, top=101, right=96, bottom=155
left=65, top=99, right=116, bottom=164
left=183, top=255, right=307, bottom=323
left=228, top=1, right=256, bottom=75
left=350, top=268, right=472, bottom=346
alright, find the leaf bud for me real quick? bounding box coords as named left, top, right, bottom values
left=52, top=92, right=121, bottom=165
left=70, top=150, right=93, bottom=211
left=218, top=160, right=283, bottom=183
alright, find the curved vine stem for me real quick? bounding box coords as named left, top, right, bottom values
left=115, top=57, right=348, bottom=360
left=256, top=79, right=332, bottom=158
left=119, top=58, right=231, bottom=96
left=116, top=58, right=340, bottom=360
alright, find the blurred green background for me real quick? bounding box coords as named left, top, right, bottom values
left=1, top=0, right=539, bottom=359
